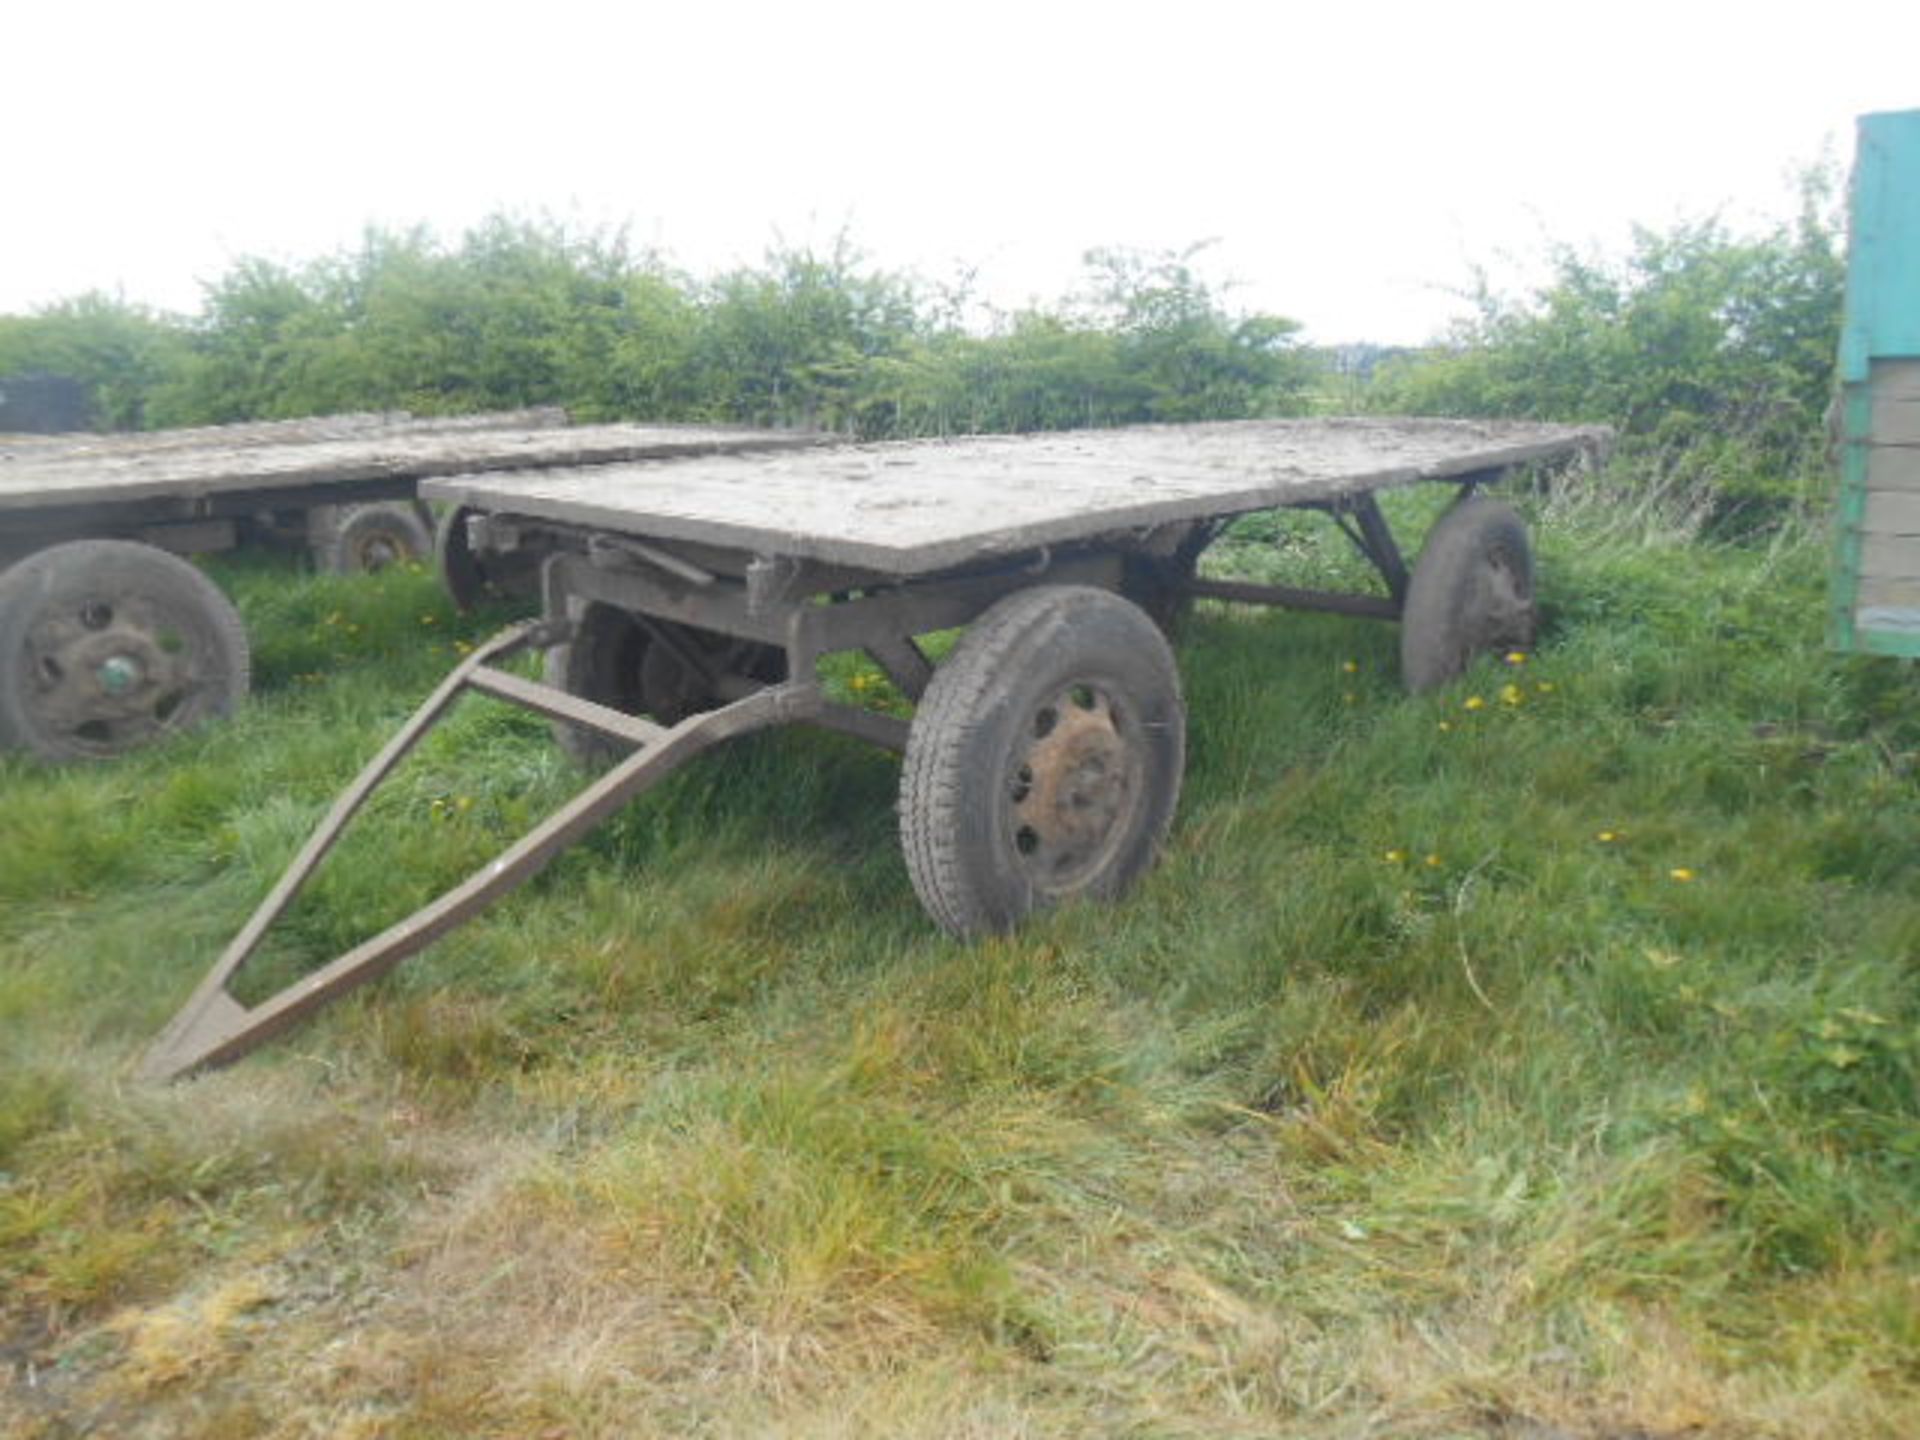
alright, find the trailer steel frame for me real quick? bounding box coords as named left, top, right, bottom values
left=141, top=418, right=1606, bottom=1082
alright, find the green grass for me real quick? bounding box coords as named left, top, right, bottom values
left=2, top=497, right=1918, bottom=1438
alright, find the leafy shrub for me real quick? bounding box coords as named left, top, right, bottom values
left=1371, top=173, right=1844, bottom=522
left=0, top=294, right=187, bottom=430
left=4, top=225, right=1314, bottom=441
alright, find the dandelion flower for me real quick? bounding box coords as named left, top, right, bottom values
left=1438, top=720, right=1453, bottom=733
left=1597, top=830, right=1618, bottom=843
left=1424, top=853, right=1442, bottom=868
left=1505, top=651, right=1528, bottom=665
left=1464, top=695, right=1485, bottom=711
left=1384, top=849, right=1406, bottom=864
left=1537, top=682, right=1556, bottom=694
left=420, top=614, right=437, bottom=626
left=1342, top=660, right=1359, bottom=674
left=1499, top=683, right=1524, bottom=706
left=1669, top=867, right=1696, bottom=883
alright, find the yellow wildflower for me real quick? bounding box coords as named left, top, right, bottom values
left=1669, top=867, right=1696, bottom=883
left=1384, top=849, right=1406, bottom=864
left=1597, top=830, right=1618, bottom=843
left=1424, top=853, right=1442, bottom=868
left=1342, top=660, right=1358, bottom=674
left=1499, top=683, right=1524, bottom=706
left=1438, top=720, right=1453, bottom=733
left=1537, top=681, right=1556, bottom=694
left=1464, top=695, right=1485, bottom=711
left=1505, top=651, right=1528, bottom=665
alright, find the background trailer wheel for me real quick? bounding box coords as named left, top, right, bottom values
left=899, top=585, right=1185, bottom=936
left=545, top=601, right=785, bottom=766
left=0, top=539, right=250, bottom=761
left=1399, top=497, right=1536, bottom=694
left=436, top=505, right=544, bottom=612
left=310, top=502, right=435, bottom=574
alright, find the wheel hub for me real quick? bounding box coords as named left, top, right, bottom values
left=353, top=533, right=405, bottom=570
left=97, top=653, right=145, bottom=694
left=27, top=600, right=196, bottom=744
left=1009, top=686, right=1142, bottom=892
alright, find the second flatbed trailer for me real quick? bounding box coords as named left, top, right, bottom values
left=144, top=415, right=1606, bottom=1081
left=0, top=413, right=823, bottom=759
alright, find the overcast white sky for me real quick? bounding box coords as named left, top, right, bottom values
left=3, top=1, right=1916, bottom=344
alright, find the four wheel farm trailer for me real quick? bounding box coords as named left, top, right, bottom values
left=0, top=412, right=824, bottom=759
left=143, top=415, right=1605, bottom=1082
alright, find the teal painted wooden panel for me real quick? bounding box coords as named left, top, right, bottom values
left=1839, top=111, right=1920, bottom=384
left=1832, top=111, right=1920, bottom=656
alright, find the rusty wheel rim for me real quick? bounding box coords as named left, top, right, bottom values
left=22, top=592, right=206, bottom=754
left=350, top=529, right=409, bottom=571
left=1006, top=682, right=1145, bottom=895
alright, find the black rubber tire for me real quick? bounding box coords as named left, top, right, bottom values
left=435, top=505, right=543, bottom=613
left=314, top=502, right=434, bottom=574
left=1123, top=521, right=1213, bottom=636
left=0, top=539, right=250, bottom=761
left=899, top=585, right=1185, bottom=937
left=435, top=506, right=488, bottom=613
left=1399, top=497, right=1535, bottom=694
left=544, top=602, right=783, bottom=766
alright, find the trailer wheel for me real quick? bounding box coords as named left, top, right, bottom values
left=435, top=507, right=487, bottom=612
left=546, top=602, right=783, bottom=765
left=313, top=503, right=433, bottom=574
left=435, top=506, right=542, bottom=613
left=1399, top=497, right=1535, bottom=694
left=900, top=585, right=1185, bottom=936
left=0, top=539, right=250, bottom=761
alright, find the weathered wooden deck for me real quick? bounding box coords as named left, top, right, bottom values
left=422, top=417, right=1607, bottom=574
left=0, top=408, right=567, bottom=460
left=0, top=419, right=826, bottom=513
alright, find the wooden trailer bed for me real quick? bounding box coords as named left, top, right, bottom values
left=0, top=416, right=823, bottom=519
left=423, top=417, right=1598, bottom=574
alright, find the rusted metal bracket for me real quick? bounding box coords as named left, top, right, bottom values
left=139, top=623, right=813, bottom=1083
